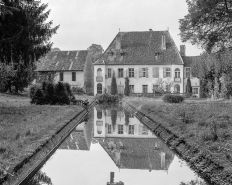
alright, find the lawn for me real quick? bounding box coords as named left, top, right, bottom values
left=124, top=96, right=232, bottom=173
left=0, top=93, right=93, bottom=179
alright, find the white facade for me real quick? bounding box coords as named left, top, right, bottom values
left=55, top=71, right=84, bottom=87
left=94, top=107, right=157, bottom=138
left=94, top=64, right=184, bottom=94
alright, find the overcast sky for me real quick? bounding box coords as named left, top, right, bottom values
left=42, top=0, right=202, bottom=56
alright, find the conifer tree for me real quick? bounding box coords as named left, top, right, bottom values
left=83, top=53, right=94, bottom=94
left=124, top=77, right=130, bottom=96
left=186, top=77, right=192, bottom=95
left=111, top=71, right=117, bottom=95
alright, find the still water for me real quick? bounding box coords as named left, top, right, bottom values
left=26, top=106, right=207, bottom=185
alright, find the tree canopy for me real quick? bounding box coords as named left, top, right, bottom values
left=0, top=0, right=59, bottom=92
left=87, top=44, right=104, bottom=62
left=179, top=0, right=232, bottom=53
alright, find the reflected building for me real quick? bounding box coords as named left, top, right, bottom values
left=59, top=110, right=94, bottom=150
left=94, top=107, right=174, bottom=171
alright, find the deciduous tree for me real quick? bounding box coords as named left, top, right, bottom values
left=83, top=53, right=94, bottom=94
left=87, top=44, right=104, bottom=62
left=179, top=0, right=232, bottom=53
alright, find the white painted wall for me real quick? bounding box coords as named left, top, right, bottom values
left=54, top=71, right=84, bottom=87
left=94, top=64, right=184, bottom=94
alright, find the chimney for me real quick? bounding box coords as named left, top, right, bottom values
left=115, top=34, right=121, bottom=50
left=161, top=35, right=166, bottom=50
left=180, top=45, right=186, bottom=56
left=149, top=29, right=153, bottom=31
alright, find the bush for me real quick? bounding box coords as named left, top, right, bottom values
left=29, top=84, right=41, bottom=98
left=72, top=86, right=85, bottom=95
left=162, top=94, right=184, bottom=103
left=30, top=81, right=74, bottom=105
left=96, top=93, right=120, bottom=104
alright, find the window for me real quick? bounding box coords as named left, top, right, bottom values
left=107, top=68, right=112, bottom=78
left=153, top=67, right=159, bottom=78
left=129, top=85, right=134, bottom=93
left=186, top=68, right=190, bottom=78
left=97, top=83, right=102, bottom=94
left=142, top=126, right=148, bottom=135
left=129, top=68, right=134, bottom=78
left=142, top=68, right=146, bottom=77
left=166, top=68, right=171, bottom=77
left=97, top=110, right=102, bottom=119
left=59, top=72, right=63, bottom=81
left=193, top=88, right=199, bottom=94
left=118, top=68, right=123, bottom=78
left=108, top=125, right=112, bottom=134
left=97, top=68, right=102, bottom=76
left=118, top=125, right=123, bottom=134
left=129, top=125, right=134, bottom=134
left=175, top=68, right=180, bottom=78
left=72, top=72, right=76, bottom=81
left=174, top=84, right=180, bottom=93
left=142, top=85, right=148, bottom=93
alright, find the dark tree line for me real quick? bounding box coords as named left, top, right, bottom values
left=0, top=0, right=59, bottom=93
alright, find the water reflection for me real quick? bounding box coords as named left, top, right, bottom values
left=25, top=106, right=207, bottom=185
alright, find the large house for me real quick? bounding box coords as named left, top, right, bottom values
left=94, top=30, right=200, bottom=97
left=36, top=50, right=88, bottom=88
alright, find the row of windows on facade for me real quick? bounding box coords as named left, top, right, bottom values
left=59, top=72, right=76, bottom=81
left=97, top=83, right=199, bottom=94
left=101, top=124, right=149, bottom=135
left=97, top=67, right=191, bottom=79
left=96, top=83, right=181, bottom=94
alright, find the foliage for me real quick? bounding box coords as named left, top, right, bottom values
left=180, top=179, right=208, bottom=185
left=87, top=44, right=104, bottom=62
left=26, top=170, right=52, bottom=185
left=95, top=93, right=120, bottom=104
left=152, top=78, right=174, bottom=94
left=71, top=86, right=85, bottom=95
left=83, top=53, right=94, bottom=94
left=124, top=109, right=130, bottom=126
left=186, top=77, right=192, bottom=96
left=111, top=71, right=118, bottom=95
left=124, top=77, right=130, bottom=96
left=0, top=0, right=59, bottom=92
left=111, top=109, right=117, bottom=132
left=162, top=94, right=184, bottom=103
left=30, top=81, right=74, bottom=105
left=179, top=0, right=232, bottom=52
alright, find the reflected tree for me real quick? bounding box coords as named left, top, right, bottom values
left=180, top=179, right=208, bottom=185
left=111, top=109, right=117, bottom=132
left=27, top=170, right=52, bottom=185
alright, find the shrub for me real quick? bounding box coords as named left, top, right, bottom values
left=31, top=88, right=45, bottom=105
left=162, top=94, right=184, bottom=103
left=45, top=82, right=55, bottom=104
left=96, top=93, right=120, bottom=104
left=72, top=86, right=85, bottom=95
left=54, top=82, right=70, bottom=105
left=29, top=84, right=41, bottom=98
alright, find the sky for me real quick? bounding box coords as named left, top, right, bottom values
left=41, top=0, right=203, bottom=56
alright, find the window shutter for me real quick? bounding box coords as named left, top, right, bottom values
left=163, top=67, right=166, bottom=78
left=184, top=68, right=186, bottom=78
left=146, top=67, right=148, bottom=78
left=106, top=69, right=108, bottom=79
left=124, top=68, right=127, bottom=77
left=126, top=68, right=128, bottom=77
left=117, top=69, right=120, bottom=78
left=170, top=68, right=172, bottom=78
left=152, top=67, right=155, bottom=78
left=156, top=67, right=159, bottom=78
left=135, top=68, right=137, bottom=78
left=139, top=68, right=142, bottom=78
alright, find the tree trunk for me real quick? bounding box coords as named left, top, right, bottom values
left=7, top=80, right=12, bottom=93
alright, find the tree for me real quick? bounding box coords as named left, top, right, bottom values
left=83, top=53, right=94, bottom=94
left=111, top=71, right=117, bottom=95
left=186, top=77, right=192, bottom=95
left=0, top=0, right=59, bottom=92
left=51, top=47, right=61, bottom=51
left=179, top=0, right=232, bottom=53
left=124, top=77, right=130, bottom=96
left=87, top=44, right=104, bottom=62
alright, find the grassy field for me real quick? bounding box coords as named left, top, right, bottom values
left=124, top=96, right=232, bottom=173
left=0, top=93, right=94, bottom=178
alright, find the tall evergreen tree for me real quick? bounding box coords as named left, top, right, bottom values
left=186, top=77, right=192, bottom=95
left=124, top=77, right=130, bottom=96
left=83, top=53, right=94, bottom=94
left=111, top=71, right=117, bottom=95
left=0, top=0, right=59, bottom=92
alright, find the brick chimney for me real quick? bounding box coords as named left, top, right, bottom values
left=180, top=45, right=186, bottom=56
left=115, top=34, right=121, bottom=50
left=149, top=29, right=153, bottom=31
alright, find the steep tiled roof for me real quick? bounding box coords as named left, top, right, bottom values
left=95, top=31, right=183, bottom=65
left=97, top=138, right=174, bottom=171
left=182, top=56, right=203, bottom=67
left=36, top=50, right=88, bottom=71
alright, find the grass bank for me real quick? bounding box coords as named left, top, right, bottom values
left=0, top=93, right=94, bottom=179
left=124, top=96, right=232, bottom=174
